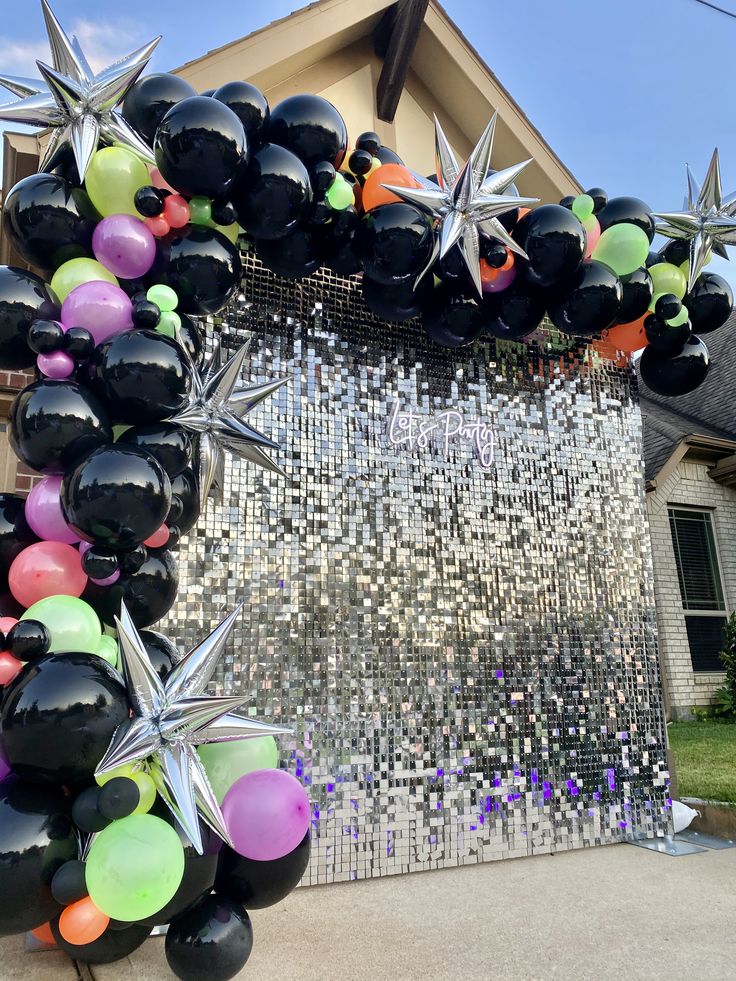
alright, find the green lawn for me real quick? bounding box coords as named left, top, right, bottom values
left=668, top=721, right=736, bottom=804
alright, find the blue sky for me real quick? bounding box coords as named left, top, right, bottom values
left=2, top=0, right=736, bottom=282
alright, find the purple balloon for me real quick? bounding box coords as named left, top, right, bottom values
left=92, top=214, right=156, bottom=280
left=25, top=475, right=80, bottom=545
left=61, top=280, right=133, bottom=346
left=0, top=743, right=9, bottom=783
left=90, top=569, right=120, bottom=587
left=37, top=350, right=74, bottom=379
left=222, top=769, right=310, bottom=861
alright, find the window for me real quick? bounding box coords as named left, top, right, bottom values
left=668, top=507, right=727, bottom=672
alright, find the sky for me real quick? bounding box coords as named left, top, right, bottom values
left=2, top=0, right=736, bottom=282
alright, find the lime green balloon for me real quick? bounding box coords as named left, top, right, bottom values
left=113, top=424, right=132, bottom=441
left=85, top=146, right=150, bottom=217
left=667, top=306, right=689, bottom=327
left=157, top=310, right=181, bottom=338
left=648, top=262, right=687, bottom=309
left=197, top=736, right=279, bottom=804
left=189, top=196, right=212, bottom=224
left=95, top=762, right=137, bottom=788
left=368, top=156, right=382, bottom=175
left=131, top=771, right=157, bottom=814
left=326, top=175, right=354, bottom=211
left=147, top=284, right=178, bottom=312
left=215, top=221, right=240, bottom=245
left=591, top=222, right=649, bottom=277
left=50, top=258, right=118, bottom=303
left=21, top=595, right=101, bottom=654
left=572, top=193, right=595, bottom=222
left=86, top=814, right=185, bottom=921
left=95, top=634, right=119, bottom=667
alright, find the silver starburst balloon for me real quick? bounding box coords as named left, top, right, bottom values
left=168, top=339, right=288, bottom=503
left=381, top=113, right=538, bottom=296
left=95, top=604, right=291, bottom=853
left=654, top=148, right=736, bottom=292
left=0, top=0, right=158, bottom=178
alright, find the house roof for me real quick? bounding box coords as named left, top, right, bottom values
left=639, top=315, right=736, bottom=484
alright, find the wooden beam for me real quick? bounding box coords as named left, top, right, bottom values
left=375, top=0, right=429, bottom=123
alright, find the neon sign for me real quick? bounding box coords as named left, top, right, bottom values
left=386, top=400, right=495, bottom=469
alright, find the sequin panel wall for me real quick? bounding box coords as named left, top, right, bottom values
left=162, top=253, right=671, bottom=884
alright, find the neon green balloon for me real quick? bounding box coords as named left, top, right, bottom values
left=95, top=762, right=137, bottom=788
left=86, top=814, right=185, bottom=921
left=591, top=222, right=649, bottom=277
left=131, top=771, right=157, bottom=814
left=50, top=258, right=118, bottom=303
left=21, top=595, right=101, bottom=654
left=113, top=424, right=132, bottom=441
left=326, top=175, right=354, bottom=210
left=197, top=736, right=279, bottom=804
left=95, top=634, right=119, bottom=667
left=147, top=284, right=178, bottom=312
left=368, top=156, right=382, bottom=175
left=189, top=196, right=212, bottom=224
left=648, top=262, right=687, bottom=309
left=215, top=222, right=240, bottom=245
left=572, top=193, right=594, bottom=222
left=157, top=310, right=181, bottom=338
left=667, top=306, right=690, bottom=327
left=85, top=146, right=150, bottom=217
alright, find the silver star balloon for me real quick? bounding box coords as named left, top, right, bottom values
left=169, top=338, right=288, bottom=502
left=381, top=113, right=539, bottom=296
left=0, top=0, right=158, bottom=177
left=654, top=148, right=736, bottom=292
left=95, top=604, right=291, bottom=853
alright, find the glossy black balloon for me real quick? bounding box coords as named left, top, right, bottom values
left=639, top=335, right=710, bottom=396
left=29, top=319, right=64, bottom=354
left=0, top=494, right=37, bottom=576
left=513, top=205, right=586, bottom=288
left=434, top=243, right=473, bottom=289
left=481, top=281, right=546, bottom=340
left=659, top=238, right=691, bottom=267
left=9, top=380, right=112, bottom=475
left=63, top=327, right=95, bottom=361
left=597, top=195, right=655, bottom=242
left=357, top=203, right=434, bottom=286
left=165, top=895, right=253, bottom=981
left=6, top=620, right=50, bottom=661
left=216, top=832, right=310, bottom=909
left=0, top=266, right=59, bottom=370
left=655, top=293, right=682, bottom=321
left=422, top=288, right=483, bottom=347
left=83, top=548, right=178, bottom=628
left=88, top=329, right=191, bottom=423
left=119, top=422, right=192, bottom=478
left=255, top=228, right=324, bottom=280
left=1, top=653, right=129, bottom=785
left=81, top=546, right=119, bottom=580
left=51, top=859, right=88, bottom=906
left=0, top=776, right=76, bottom=935
left=213, top=81, right=269, bottom=144
left=267, top=94, right=347, bottom=169
left=170, top=467, right=200, bottom=534
left=546, top=260, right=622, bottom=336
left=361, top=274, right=431, bottom=323
left=685, top=272, right=734, bottom=334
left=2, top=172, right=97, bottom=272
left=155, top=96, right=248, bottom=199
left=356, top=131, right=381, bottom=155
left=156, top=225, right=242, bottom=315
left=178, top=313, right=204, bottom=366
left=559, top=195, right=575, bottom=210
left=644, top=313, right=692, bottom=355
left=122, top=73, right=197, bottom=145
left=118, top=543, right=148, bottom=575
left=349, top=148, right=373, bottom=176
left=481, top=240, right=509, bottom=268
left=98, top=777, right=139, bottom=820
left=62, top=444, right=171, bottom=548
left=140, top=628, right=179, bottom=681
left=585, top=187, right=608, bottom=213
left=72, top=786, right=110, bottom=833
left=376, top=145, right=404, bottom=166
left=615, top=266, right=653, bottom=324
left=132, top=299, right=161, bottom=329
left=210, top=199, right=236, bottom=227
left=50, top=917, right=151, bottom=964
left=167, top=496, right=184, bottom=525
left=134, top=185, right=166, bottom=218
left=232, top=142, right=312, bottom=241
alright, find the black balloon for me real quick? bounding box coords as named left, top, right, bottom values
left=659, top=238, right=691, bottom=267
left=171, top=467, right=201, bottom=535
left=256, top=228, right=324, bottom=280
left=119, top=422, right=192, bottom=478
left=88, top=329, right=191, bottom=423
left=28, top=319, right=64, bottom=354
left=6, top=620, right=50, bottom=661
left=376, top=145, right=404, bottom=166
left=685, top=272, right=734, bottom=334
left=9, top=380, right=112, bottom=475
left=140, top=629, right=180, bottom=681
left=357, top=203, right=434, bottom=286
left=422, top=288, right=483, bottom=347
left=435, top=243, right=473, bottom=289
left=1, top=653, right=129, bottom=785
left=134, top=185, right=166, bottom=219
left=615, top=266, right=653, bottom=324
left=118, top=543, right=147, bottom=575
left=644, top=313, right=692, bottom=355
left=216, top=832, right=310, bottom=909
left=165, top=895, right=253, bottom=981
left=233, top=142, right=312, bottom=241
left=178, top=313, right=204, bottom=365
left=0, top=494, right=37, bottom=576
left=0, top=265, right=59, bottom=370
left=50, top=917, right=151, bottom=964
left=98, top=777, right=139, bottom=821
left=356, top=131, right=381, bottom=156
left=72, top=786, right=110, bottom=833
left=362, top=274, right=431, bottom=323
left=83, top=547, right=179, bottom=628
left=639, top=335, right=710, bottom=396
left=546, top=260, right=622, bottom=336
left=81, top=546, right=119, bottom=580
left=132, top=299, right=161, bottom=329
left=155, top=225, right=242, bottom=315
left=267, top=94, right=347, bottom=169
left=51, top=860, right=88, bottom=906
left=597, top=195, right=655, bottom=242
left=64, top=327, right=95, bottom=361
left=213, top=81, right=269, bottom=144
left=155, top=96, right=248, bottom=199
left=585, top=187, right=608, bottom=213
left=513, top=205, right=586, bottom=288
left=481, top=281, right=546, bottom=340
left=0, top=776, right=76, bottom=935
left=62, top=444, right=171, bottom=548
left=122, top=72, right=197, bottom=145
left=2, top=173, right=97, bottom=272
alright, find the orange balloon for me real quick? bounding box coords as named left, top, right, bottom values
left=31, top=922, right=57, bottom=946
left=603, top=314, right=647, bottom=354
left=59, top=897, right=109, bottom=946
left=361, top=164, right=421, bottom=212
left=517, top=207, right=531, bottom=221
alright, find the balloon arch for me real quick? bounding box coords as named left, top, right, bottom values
left=0, top=2, right=733, bottom=977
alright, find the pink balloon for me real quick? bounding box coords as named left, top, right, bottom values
left=61, top=281, right=133, bottom=346
left=144, top=525, right=169, bottom=549
left=92, top=214, right=156, bottom=279
left=8, top=542, right=87, bottom=608
left=222, top=769, right=310, bottom=861
left=150, top=167, right=177, bottom=194
left=37, top=351, right=75, bottom=379
left=0, top=651, right=22, bottom=685
left=0, top=618, right=18, bottom=635
left=584, top=216, right=601, bottom=258
left=25, top=476, right=80, bottom=545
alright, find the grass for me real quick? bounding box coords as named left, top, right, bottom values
left=668, top=720, right=736, bottom=804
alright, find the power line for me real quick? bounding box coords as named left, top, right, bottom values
left=693, top=0, right=736, bottom=19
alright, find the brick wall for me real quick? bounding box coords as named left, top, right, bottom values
left=0, top=368, right=37, bottom=496
left=647, top=459, right=736, bottom=720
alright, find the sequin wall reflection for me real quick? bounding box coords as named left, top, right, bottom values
left=163, top=253, right=671, bottom=884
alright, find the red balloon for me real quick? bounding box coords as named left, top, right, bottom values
left=0, top=651, right=23, bottom=685
left=8, top=541, right=87, bottom=608
left=0, top=616, right=18, bottom=635
left=144, top=524, right=169, bottom=549
left=164, top=195, right=191, bottom=229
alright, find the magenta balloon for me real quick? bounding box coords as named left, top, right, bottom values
left=92, top=214, right=156, bottom=279
left=61, top=281, right=133, bottom=345
left=222, top=769, right=310, bottom=861
left=90, top=569, right=120, bottom=587
left=25, top=475, right=80, bottom=545
left=37, top=350, right=75, bottom=378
